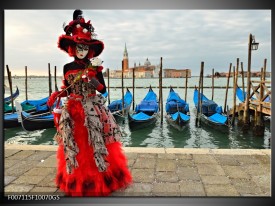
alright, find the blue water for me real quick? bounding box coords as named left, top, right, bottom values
left=4, top=77, right=271, bottom=149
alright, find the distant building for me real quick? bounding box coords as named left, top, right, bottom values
left=164, top=68, right=191, bottom=78
left=108, top=44, right=192, bottom=78
left=206, top=70, right=271, bottom=78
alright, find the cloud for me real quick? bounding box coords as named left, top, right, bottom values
left=4, top=10, right=271, bottom=76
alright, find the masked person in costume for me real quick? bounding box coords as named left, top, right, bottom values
left=47, top=10, right=132, bottom=196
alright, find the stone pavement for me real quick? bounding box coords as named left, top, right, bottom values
left=4, top=144, right=271, bottom=197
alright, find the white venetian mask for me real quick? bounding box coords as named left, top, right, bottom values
left=76, top=44, right=89, bottom=59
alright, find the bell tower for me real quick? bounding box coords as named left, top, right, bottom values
left=123, top=43, right=129, bottom=72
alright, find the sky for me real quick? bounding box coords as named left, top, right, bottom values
left=4, top=10, right=271, bottom=76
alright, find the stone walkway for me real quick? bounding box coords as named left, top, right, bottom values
left=4, top=144, right=271, bottom=197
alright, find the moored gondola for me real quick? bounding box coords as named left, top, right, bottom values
left=19, top=111, right=54, bottom=131
left=128, top=86, right=159, bottom=130
left=193, top=87, right=229, bottom=130
left=108, top=88, right=133, bottom=119
left=4, top=113, right=21, bottom=128
left=4, top=86, right=19, bottom=104
left=165, top=87, right=190, bottom=131
left=4, top=97, right=51, bottom=128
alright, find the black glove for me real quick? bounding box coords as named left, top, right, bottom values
left=89, top=77, right=104, bottom=92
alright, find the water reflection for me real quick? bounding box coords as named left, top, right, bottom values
left=5, top=115, right=270, bottom=149
left=166, top=122, right=192, bottom=148
left=5, top=127, right=56, bottom=145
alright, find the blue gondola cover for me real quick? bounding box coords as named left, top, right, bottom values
left=193, top=89, right=221, bottom=116
left=166, top=89, right=189, bottom=114
left=171, top=112, right=190, bottom=121
left=4, top=113, right=18, bottom=120
left=21, top=97, right=49, bottom=111
left=135, top=100, right=158, bottom=113
left=208, top=113, right=227, bottom=124
left=131, top=112, right=152, bottom=120
left=135, top=89, right=158, bottom=113
left=108, top=90, right=133, bottom=112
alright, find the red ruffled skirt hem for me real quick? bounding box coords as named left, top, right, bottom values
left=56, top=142, right=132, bottom=196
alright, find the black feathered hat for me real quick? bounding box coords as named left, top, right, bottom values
left=58, top=10, right=104, bottom=58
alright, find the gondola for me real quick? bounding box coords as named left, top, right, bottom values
left=108, top=88, right=133, bottom=119
left=19, top=111, right=55, bottom=131
left=193, top=87, right=229, bottom=130
left=4, top=96, right=49, bottom=114
left=4, top=113, right=21, bottom=128
left=165, top=87, right=190, bottom=131
left=128, top=86, right=159, bottom=130
left=4, top=97, right=53, bottom=129
left=4, top=86, right=19, bottom=104
left=15, top=101, right=55, bottom=131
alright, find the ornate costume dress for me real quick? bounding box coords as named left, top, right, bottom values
left=49, top=10, right=132, bottom=196
left=53, top=58, right=132, bottom=196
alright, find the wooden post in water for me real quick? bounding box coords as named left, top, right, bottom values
left=6, top=65, right=14, bottom=113
left=48, top=63, right=52, bottom=96
left=224, top=63, right=232, bottom=113
left=25, top=66, right=28, bottom=101
left=244, top=34, right=252, bottom=126
left=258, top=67, right=264, bottom=122
left=54, top=66, right=58, bottom=91
left=200, top=62, right=205, bottom=125
left=121, top=60, right=124, bottom=116
left=253, top=67, right=265, bottom=136
left=233, top=58, right=239, bottom=125
left=232, top=65, right=237, bottom=125
left=160, top=57, right=163, bottom=124
left=107, top=68, right=110, bottom=105
left=236, top=58, right=239, bottom=91
left=196, top=62, right=204, bottom=126
left=158, top=63, right=161, bottom=106
left=132, top=63, right=136, bottom=110
left=263, top=58, right=267, bottom=81
left=231, top=66, right=236, bottom=125
left=184, top=69, right=188, bottom=102
left=241, top=62, right=245, bottom=101
left=201, top=62, right=204, bottom=111
left=211, top=68, right=214, bottom=100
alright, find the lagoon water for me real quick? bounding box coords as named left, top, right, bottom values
left=4, top=77, right=271, bottom=149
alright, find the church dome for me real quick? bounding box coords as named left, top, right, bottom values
left=144, top=58, right=151, bottom=67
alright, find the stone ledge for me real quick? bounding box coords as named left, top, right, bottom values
left=4, top=144, right=271, bottom=155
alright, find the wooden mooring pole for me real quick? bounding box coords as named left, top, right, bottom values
left=201, top=62, right=204, bottom=116
left=25, top=66, right=28, bottom=101
left=132, top=63, right=136, bottom=111
left=48, top=63, right=52, bottom=96
left=224, top=63, right=232, bottom=113
left=232, top=67, right=236, bottom=125
left=160, top=57, right=163, bottom=124
left=121, top=60, right=124, bottom=116
left=211, top=68, right=214, bottom=100
left=253, top=58, right=268, bottom=136
left=263, top=58, right=267, bottom=81
left=232, top=58, right=239, bottom=125
left=252, top=67, right=265, bottom=136
left=243, top=34, right=252, bottom=127
left=241, top=62, right=245, bottom=101
left=196, top=62, right=204, bottom=126
left=184, top=69, right=188, bottom=102
left=6, top=65, right=14, bottom=113
left=107, top=68, right=110, bottom=105
left=54, top=66, right=58, bottom=92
